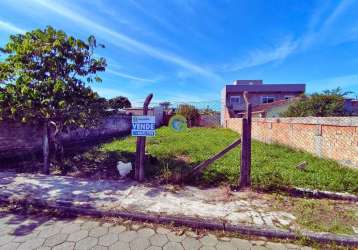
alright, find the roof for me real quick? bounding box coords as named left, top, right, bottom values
left=236, top=98, right=300, bottom=116
left=225, top=83, right=305, bottom=93
left=251, top=98, right=299, bottom=112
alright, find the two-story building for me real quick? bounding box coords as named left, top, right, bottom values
left=344, top=99, right=358, bottom=116
left=221, top=80, right=305, bottom=125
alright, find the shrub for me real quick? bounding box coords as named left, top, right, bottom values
left=282, top=88, right=351, bottom=117
left=177, top=104, right=200, bottom=127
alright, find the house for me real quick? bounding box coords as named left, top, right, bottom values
left=237, top=97, right=301, bottom=118
left=344, top=99, right=358, bottom=116
left=124, top=107, right=164, bottom=127
left=221, top=80, right=305, bottom=124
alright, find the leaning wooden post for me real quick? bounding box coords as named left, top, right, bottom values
left=135, top=93, right=153, bottom=182
left=239, top=91, right=252, bottom=188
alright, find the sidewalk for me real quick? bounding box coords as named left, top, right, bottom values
left=0, top=172, right=357, bottom=246
left=0, top=172, right=295, bottom=230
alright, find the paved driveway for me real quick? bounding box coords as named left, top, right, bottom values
left=0, top=212, right=312, bottom=250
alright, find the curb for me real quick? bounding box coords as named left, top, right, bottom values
left=283, top=187, right=358, bottom=202
left=0, top=196, right=357, bottom=247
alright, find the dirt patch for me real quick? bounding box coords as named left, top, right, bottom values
left=175, top=155, right=192, bottom=164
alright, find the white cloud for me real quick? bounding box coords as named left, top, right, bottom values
left=223, top=38, right=298, bottom=71
left=223, top=0, right=356, bottom=73
left=32, top=0, right=222, bottom=81
left=300, top=0, right=356, bottom=49
left=106, top=69, right=155, bottom=83
left=321, top=0, right=354, bottom=29
left=0, top=20, right=25, bottom=34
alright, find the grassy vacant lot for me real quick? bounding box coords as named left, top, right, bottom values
left=272, top=195, right=358, bottom=235
left=101, top=127, right=358, bottom=194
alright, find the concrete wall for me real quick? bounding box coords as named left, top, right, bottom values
left=124, top=106, right=164, bottom=127
left=199, top=114, right=220, bottom=127
left=0, top=122, right=43, bottom=159
left=153, top=106, right=164, bottom=127
left=225, top=116, right=358, bottom=168
left=0, top=115, right=131, bottom=159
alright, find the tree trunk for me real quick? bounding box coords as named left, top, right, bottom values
left=53, top=124, right=66, bottom=175
left=57, top=144, right=66, bottom=175
left=42, top=121, right=50, bottom=175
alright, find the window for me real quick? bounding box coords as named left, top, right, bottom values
left=284, top=95, right=294, bottom=100
left=230, top=96, right=241, bottom=104
left=261, top=96, right=275, bottom=104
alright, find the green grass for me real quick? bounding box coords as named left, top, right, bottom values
left=291, top=199, right=357, bottom=235
left=101, top=127, right=358, bottom=194
left=271, top=194, right=358, bottom=235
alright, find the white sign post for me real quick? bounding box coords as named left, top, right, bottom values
left=131, top=116, right=156, bottom=137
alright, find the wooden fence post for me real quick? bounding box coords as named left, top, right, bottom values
left=239, top=92, right=252, bottom=188
left=135, top=93, right=153, bottom=182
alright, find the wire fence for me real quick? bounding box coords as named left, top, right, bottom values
left=130, top=99, right=222, bottom=112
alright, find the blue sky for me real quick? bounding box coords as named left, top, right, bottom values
left=0, top=0, right=357, bottom=109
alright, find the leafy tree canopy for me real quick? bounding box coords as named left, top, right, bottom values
left=0, top=26, right=107, bottom=128
left=282, top=88, right=352, bottom=117
left=108, top=96, right=131, bottom=110
left=177, top=104, right=200, bottom=127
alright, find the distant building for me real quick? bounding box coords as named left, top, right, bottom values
left=124, top=106, right=164, bottom=127
left=221, top=80, right=305, bottom=124
left=344, top=99, right=358, bottom=116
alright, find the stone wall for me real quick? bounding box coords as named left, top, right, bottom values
left=0, top=115, right=131, bottom=159
left=225, top=116, right=358, bottom=168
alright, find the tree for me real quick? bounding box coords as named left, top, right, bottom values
left=200, top=106, right=218, bottom=115
left=282, top=88, right=350, bottom=117
left=108, top=96, right=131, bottom=110
left=159, top=101, right=171, bottom=110
left=0, top=26, right=107, bottom=174
left=177, top=104, right=200, bottom=127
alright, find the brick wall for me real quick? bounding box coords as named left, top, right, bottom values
left=224, top=115, right=358, bottom=168
left=0, top=115, right=131, bottom=159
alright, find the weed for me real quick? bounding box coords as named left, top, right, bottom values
left=292, top=199, right=357, bottom=235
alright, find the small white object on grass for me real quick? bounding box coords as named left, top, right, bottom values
left=116, top=161, right=132, bottom=177
left=296, top=161, right=307, bottom=171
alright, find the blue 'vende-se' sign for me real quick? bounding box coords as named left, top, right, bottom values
left=131, top=116, right=156, bottom=137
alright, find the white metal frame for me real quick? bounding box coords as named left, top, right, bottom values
left=261, top=96, right=275, bottom=104
left=229, top=95, right=241, bottom=105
